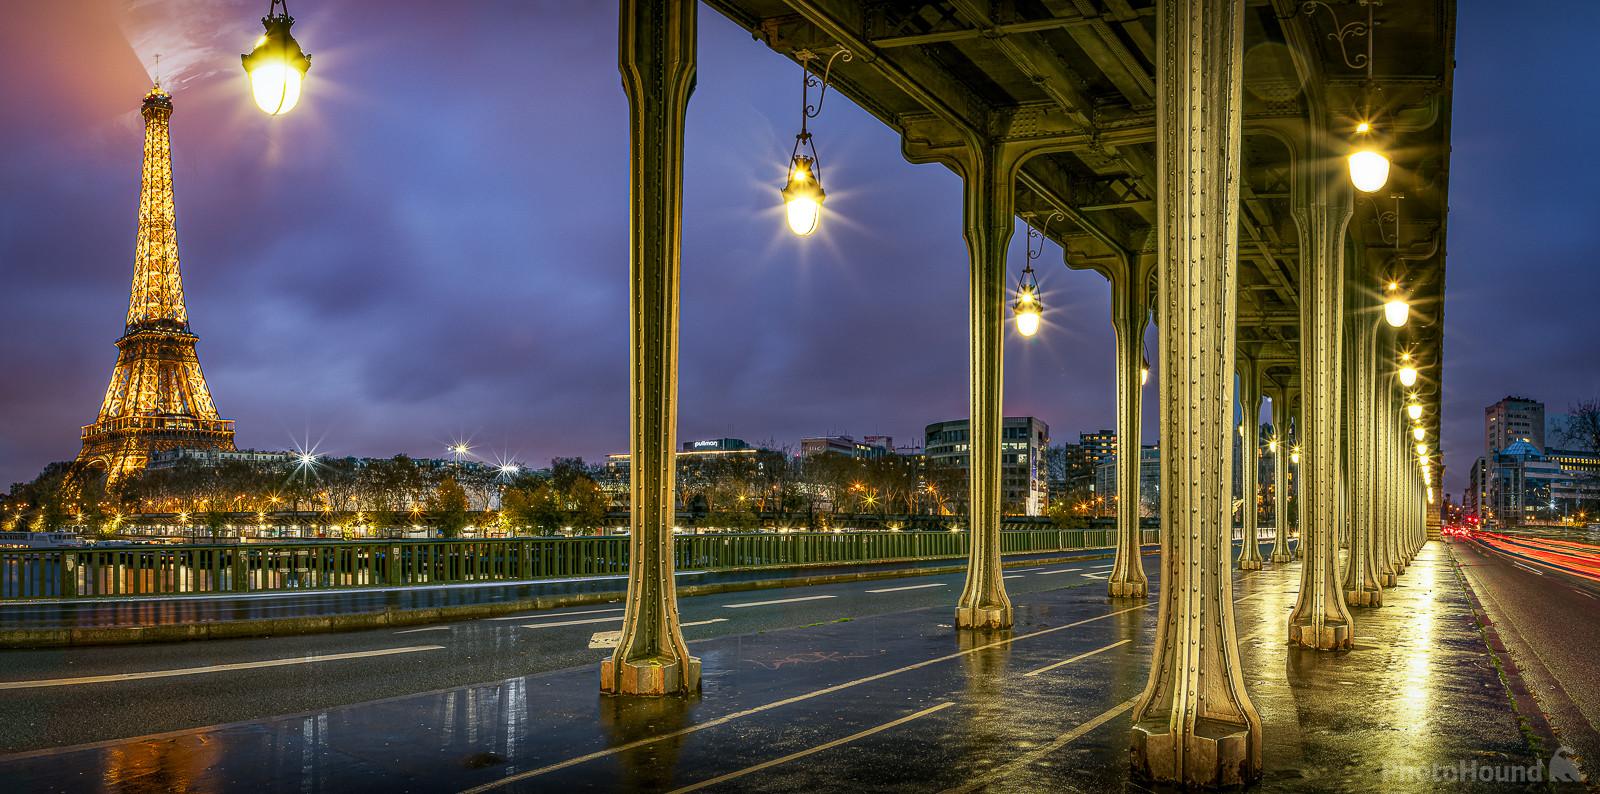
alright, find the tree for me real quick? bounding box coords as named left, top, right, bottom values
left=1560, top=399, right=1600, bottom=453
left=426, top=478, right=471, bottom=538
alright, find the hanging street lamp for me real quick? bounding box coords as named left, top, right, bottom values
left=1407, top=398, right=1423, bottom=421
left=1383, top=280, right=1410, bottom=327
left=780, top=49, right=851, bottom=237
left=1349, top=121, right=1391, bottom=193
left=1398, top=352, right=1419, bottom=387
left=1290, top=446, right=1301, bottom=465
left=242, top=0, right=311, bottom=116
left=1412, top=425, right=1425, bottom=442
left=1013, top=212, right=1061, bottom=338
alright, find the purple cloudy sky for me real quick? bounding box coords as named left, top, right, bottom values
left=0, top=1, right=1596, bottom=501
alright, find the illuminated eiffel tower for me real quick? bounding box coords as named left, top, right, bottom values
left=75, top=84, right=234, bottom=481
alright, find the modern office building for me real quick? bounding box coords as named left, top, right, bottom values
left=1474, top=439, right=1600, bottom=525
left=1092, top=445, right=1160, bottom=517
left=799, top=435, right=891, bottom=459
left=925, top=417, right=1049, bottom=516
left=1485, top=396, right=1545, bottom=456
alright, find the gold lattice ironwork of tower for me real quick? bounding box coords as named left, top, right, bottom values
left=75, top=84, right=234, bottom=482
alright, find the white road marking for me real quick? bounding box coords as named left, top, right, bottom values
left=521, top=616, right=624, bottom=630
left=1088, top=564, right=1115, bottom=570
left=0, top=646, right=446, bottom=690
left=485, top=607, right=625, bottom=622
left=459, top=604, right=1147, bottom=794
left=1006, top=567, right=1046, bottom=573
left=941, top=697, right=1140, bottom=793
left=1023, top=638, right=1132, bottom=677
left=586, top=619, right=730, bottom=649
left=394, top=626, right=452, bottom=635
left=1512, top=562, right=1546, bottom=576
left=865, top=583, right=948, bottom=594
left=1002, top=575, right=1025, bottom=580
left=1082, top=572, right=1110, bottom=580
left=667, top=702, right=955, bottom=794
left=722, top=595, right=836, bottom=609
left=1034, top=568, right=1082, bottom=576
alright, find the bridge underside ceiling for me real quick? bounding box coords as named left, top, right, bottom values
left=705, top=0, right=1455, bottom=449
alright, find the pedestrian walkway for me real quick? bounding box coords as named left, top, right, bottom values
left=0, top=543, right=1541, bottom=792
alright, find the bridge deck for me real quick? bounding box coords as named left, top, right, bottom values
left=0, top=543, right=1542, bottom=791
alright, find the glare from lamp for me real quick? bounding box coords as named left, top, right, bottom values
left=1348, top=149, right=1390, bottom=193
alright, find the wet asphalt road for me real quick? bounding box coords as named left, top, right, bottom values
left=0, top=557, right=1137, bottom=753
left=1453, top=538, right=1600, bottom=772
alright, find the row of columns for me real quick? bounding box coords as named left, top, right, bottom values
left=606, top=0, right=1432, bottom=788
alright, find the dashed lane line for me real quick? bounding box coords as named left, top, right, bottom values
left=865, top=583, right=948, bottom=594
left=722, top=595, right=837, bottom=609
left=486, top=607, right=625, bottom=622
left=665, top=702, right=956, bottom=793
left=458, top=603, right=1148, bottom=793
left=0, top=646, right=447, bottom=690
left=1022, top=638, right=1132, bottom=677
left=939, top=697, right=1141, bottom=794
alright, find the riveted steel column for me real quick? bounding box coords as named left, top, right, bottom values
left=1287, top=137, right=1356, bottom=651
left=1270, top=385, right=1293, bottom=563
left=603, top=0, right=700, bottom=697
left=1238, top=356, right=1263, bottom=570
left=1109, top=274, right=1150, bottom=598
left=1342, top=317, right=1382, bottom=606
left=1129, top=0, right=1261, bottom=785
left=1375, top=381, right=1398, bottom=586
left=955, top=140, right=1017, bottom=631
left=1389, top=393, right=1408, bottom=576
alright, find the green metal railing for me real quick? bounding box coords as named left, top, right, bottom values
left=0, top=528, right=1160, bottom=601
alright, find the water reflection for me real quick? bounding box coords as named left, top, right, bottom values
left=99, top=734, right=223, bottom=793
left=956, top=630, right=1013, bottom=777
left=599, top=694, right=694, bottom=790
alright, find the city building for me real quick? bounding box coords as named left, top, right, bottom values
left=1485, top=396, right=1545, bottom=456
left=799, top=435, right=890, bottom=459
left=1476, top=439, right=1600, bottom=525
left=147, top=449, right=299, bottom=470
left=925, top=417, right=1049, bottom=516
left=1093, top=445, right=1160, bottom=517
left=603, top=438, right=773, bottom=510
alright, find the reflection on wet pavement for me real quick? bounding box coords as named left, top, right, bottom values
left=0, top=543, right=1540, bottom=792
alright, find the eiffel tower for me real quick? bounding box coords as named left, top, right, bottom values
left=75, top=83, right=234, bottom=481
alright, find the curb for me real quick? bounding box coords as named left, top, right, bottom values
left=1446, top=541, right=1564, bottom=762
left=0, top=549, right=1145, bottom=648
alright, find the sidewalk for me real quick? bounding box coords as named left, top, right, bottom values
left=0, top=542, right=1544, bottom=792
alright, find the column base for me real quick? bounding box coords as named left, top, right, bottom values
left=600, top=655, right=701, bottom=697
left=1108, top=578, right=1149, bottom=599
left=1131, top=716, right=1260, bottom=787
left=1238, top=559, right=1262, bottom=571
left=1344, top=588, right=1382, bottom=608
left=1289, top=619, right=1351, bottom=650
left=955, top=604, right=1013, bottom=631
left=1379, top=571, right=1397, bottom=587
left=1270, top=550, right=1292, bottom=563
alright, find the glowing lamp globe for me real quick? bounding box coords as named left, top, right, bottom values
left=1013, top=290, right=1041, bottom=337
left=1383, top=296, right=1410, bottom=327
left=1348, top=149, right=1390, bottom=193
left=1412, top=426, right=1425, bottom=441
left=781, top=156, right=825, bottom=236
left=1407, top=401, right=1423, bottom=421
left=1290, top=448, right=1301, bottom=465
left=242, top=14, right=310, bottom=116
left=1415, top=442, right=1428, bottom=456
left=1398, top=365, right=1419, bottom=387
left=1139, top=364, right=1149, bottom=386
